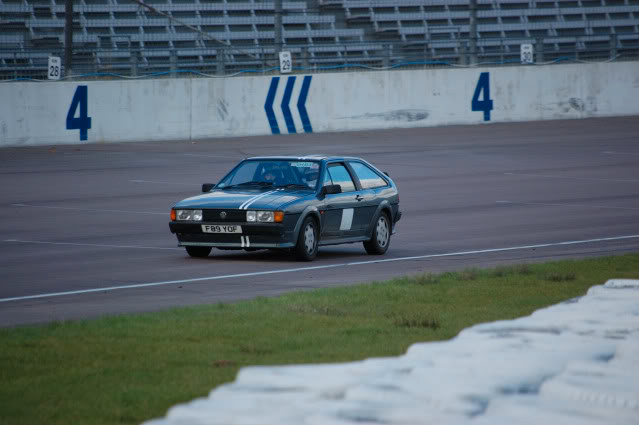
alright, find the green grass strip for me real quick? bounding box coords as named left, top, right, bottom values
left=1, top=253, right=638, bottom=425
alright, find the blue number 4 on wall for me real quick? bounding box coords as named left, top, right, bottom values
left=66, top=86, right=92, bottom=141
left=472, top=72, right=493, bottom=122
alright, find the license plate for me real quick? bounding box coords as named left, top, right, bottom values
left=201, top=224, right=242, bottom=234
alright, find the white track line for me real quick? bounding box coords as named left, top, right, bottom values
left=130, top=180, right=200, bottom=186
left=603, top=151, right=639, bottom=156
left=3, top=239, right=181, bottom=250
left=504, top=172, right=639, bottom=183
left=497, top=200, right=639, bottom=211
left=184, top=153, right=243, bottom=159
left=1, top=234, right=638, bottom=303
left=11, top=203, right=166, bottom=215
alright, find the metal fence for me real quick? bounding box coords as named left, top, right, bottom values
left=2, top=32, right=639, bottom=81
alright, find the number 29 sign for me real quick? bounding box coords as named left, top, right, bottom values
left=279, top=51, right=292, bottom=74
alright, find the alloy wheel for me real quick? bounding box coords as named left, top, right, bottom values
left=304, top=223, right=316, bottom=254
left=376, top=216, right=389, bottom=248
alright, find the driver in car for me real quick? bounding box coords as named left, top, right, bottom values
left=262, top=167, right=277, bottom=183
left=261, top=165, right=287, bottom=185
left=303, top=167, right=319, bottom=189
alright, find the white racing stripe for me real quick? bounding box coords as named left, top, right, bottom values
left=239, top=196, right=257, bottom=210
left=1, top=234, right=638, bottom=303
left=239, top=190, right=276, bottom=210
left=240, top=190, right=276, bottom=210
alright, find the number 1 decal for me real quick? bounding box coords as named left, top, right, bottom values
left=66, top=85, right=92, bottom=141
left=471, top=72, right=493, bottom=121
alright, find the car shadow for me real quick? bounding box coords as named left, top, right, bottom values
left=186, top=247, right=369, bottom=263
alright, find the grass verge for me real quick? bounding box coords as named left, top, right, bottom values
left=1, top=253, right=638, bottom=425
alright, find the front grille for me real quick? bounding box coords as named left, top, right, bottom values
left=202, top=209, right=246, bottom=222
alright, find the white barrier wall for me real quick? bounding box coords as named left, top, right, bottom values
left=1, top=62, right=638, bottom=147
left=145, top=280, right=639, bottom=425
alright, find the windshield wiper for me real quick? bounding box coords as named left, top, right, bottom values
left=223, top=181, right=274, bottom=189
left=241, top=181, right=274, bottom=186
left=276, top=183, right=312, bottom=189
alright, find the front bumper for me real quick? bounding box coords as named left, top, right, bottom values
left=169, top=214, right=299, bottom=249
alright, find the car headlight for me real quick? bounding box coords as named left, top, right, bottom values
left=246, top=211, right=284, bottom=223
left=257, top=211, right=274, bottom=222
left=175, top=209, right=202, bottom=221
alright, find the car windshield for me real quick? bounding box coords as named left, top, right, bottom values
left=217, top=160, right=321, bottom=190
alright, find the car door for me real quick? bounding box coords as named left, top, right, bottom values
left=347, top=161, right=391, bottom=235
left=320, top=163, right=360, bottom=240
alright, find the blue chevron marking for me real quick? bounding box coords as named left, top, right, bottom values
left=281, top=76, right=297, bottom=134
left=264, top=77, right=280, bottom=134
left=297, top=75, right=313, bottom=133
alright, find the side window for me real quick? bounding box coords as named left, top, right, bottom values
left=349, top=162, right=388, bottom=189
left=327, top=164, right=356, bottom=193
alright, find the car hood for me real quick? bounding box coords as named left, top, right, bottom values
left=174, top=188, right=314, bottom=210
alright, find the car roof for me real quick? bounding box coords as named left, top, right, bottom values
left=245, top=155, right=363, bottom=162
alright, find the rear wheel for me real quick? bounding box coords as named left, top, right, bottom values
left=364, top=212, right=390, bottom=255
left=185, top=246, right=212, bottom=258
left=295, top=216, right=318, bottom=261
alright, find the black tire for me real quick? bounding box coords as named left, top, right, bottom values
left=364, top=212, right=391, bottom=255
left=294, top=216, right=318, bottom=261
left=185, top=246, right=212, bottom=258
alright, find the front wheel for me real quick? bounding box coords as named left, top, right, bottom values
left=294, top=216, right=318, bottom=261
left=185, top=246, right=212, bottom=258
left=364, top=212, right=390, bottom=255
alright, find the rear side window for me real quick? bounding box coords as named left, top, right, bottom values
left=349, top=162, right=388, bottom=189
left=327, top=164, right=356, bottom=193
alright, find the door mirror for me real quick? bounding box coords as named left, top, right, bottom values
left=321, top=184, right=342, bottom=196
left=202, top=183, right=216, bottom=192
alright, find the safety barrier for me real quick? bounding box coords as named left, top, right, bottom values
left=145, top=279, right=639, bottom=425
left=1, top=61, right=638, bottom=147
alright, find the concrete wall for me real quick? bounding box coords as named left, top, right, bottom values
left=1, top=62, right=638, bottom=147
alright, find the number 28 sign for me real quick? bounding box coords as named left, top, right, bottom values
left=48, top=56, right=61, bottom=80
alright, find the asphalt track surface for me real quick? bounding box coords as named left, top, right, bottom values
left=1, top=117, right=638, bottom=327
